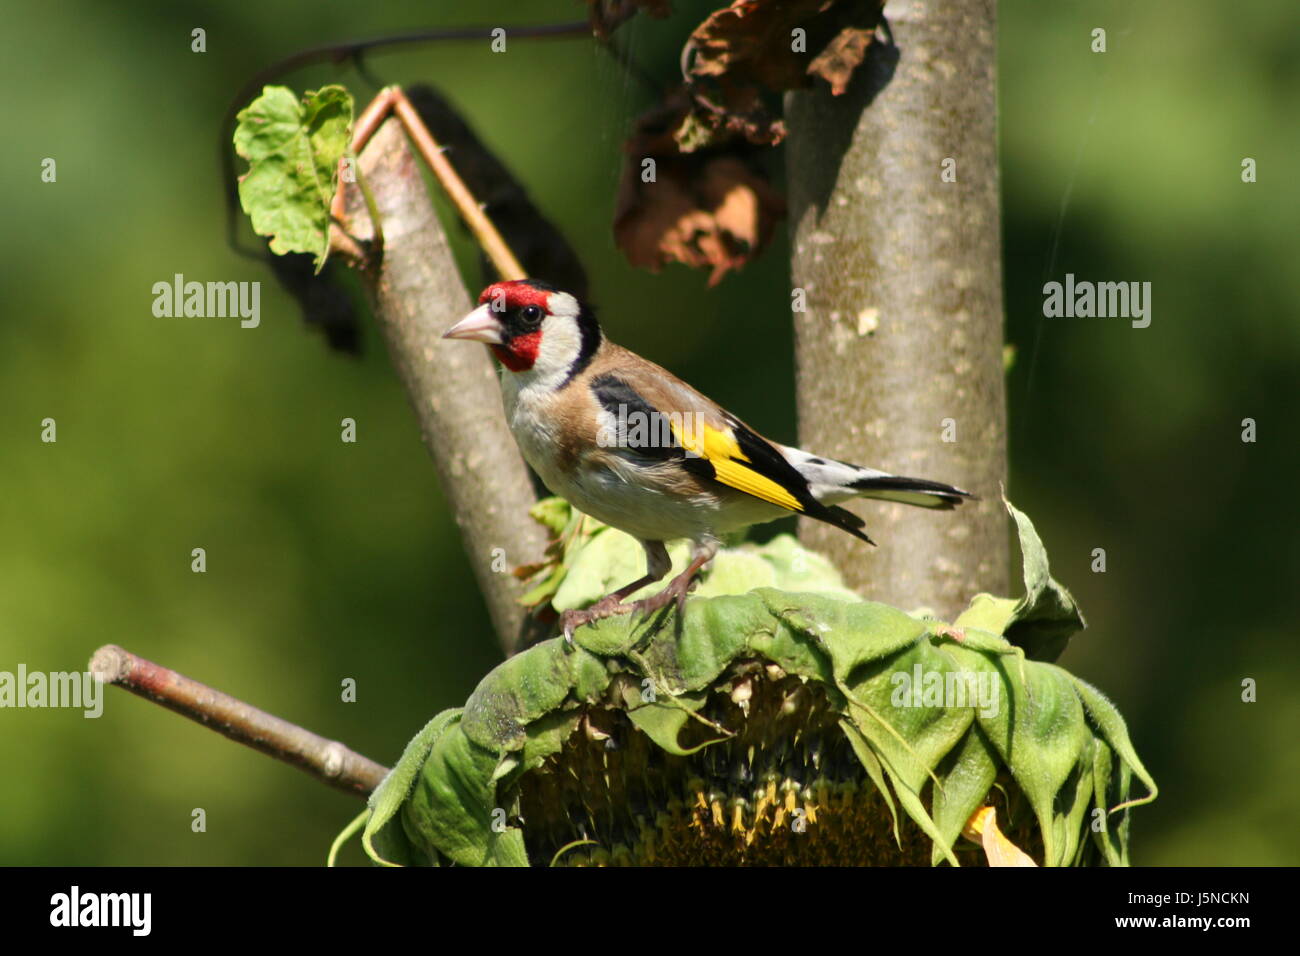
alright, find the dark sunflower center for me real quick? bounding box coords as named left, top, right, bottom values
left=512, top=658, right=1009, bottom=866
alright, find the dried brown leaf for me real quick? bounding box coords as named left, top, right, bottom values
left=687, top=0, right=883, bottom=96
left=673, top=89, right=786, bottom=153
left=689, top=0, right=833, bottom=91
left=614, top=153, right=785, bottom=286
left=807, top=25, right=874, bottom=95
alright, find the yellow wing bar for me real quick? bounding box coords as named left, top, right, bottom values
left=673, top=420, right=803, bottom=513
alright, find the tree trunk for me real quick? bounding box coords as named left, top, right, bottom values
left=347, top=117, right=546, bottom=655
left=785, top=1, right=1010, bottom=618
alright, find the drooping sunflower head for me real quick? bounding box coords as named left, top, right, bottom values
left=356, top=502, right=1155, bottom=867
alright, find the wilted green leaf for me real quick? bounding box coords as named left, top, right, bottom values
left=541, top=495, right=863, bottom=613
left=528, top=497, right=572, bottom=538
left=361, top=709, right=458, bottom=867
left=956, top=495, right=1085, bottom=660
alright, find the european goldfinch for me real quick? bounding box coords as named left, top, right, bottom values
left=444, top=279, right=973, bottom=639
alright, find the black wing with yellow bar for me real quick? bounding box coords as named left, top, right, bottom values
left=589, top=373, right=875, bottom=545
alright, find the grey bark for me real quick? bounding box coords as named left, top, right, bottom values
left=348, top=118, right=546, bottom=655
left=785, top=1, right=1010, bottom=618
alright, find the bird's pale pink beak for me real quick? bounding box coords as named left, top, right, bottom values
left=442, top=304, right=503, bottom=344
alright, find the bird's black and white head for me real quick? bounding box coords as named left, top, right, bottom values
left=443, top=279, right=602, bottom=389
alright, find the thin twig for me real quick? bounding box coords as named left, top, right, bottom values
left=390, top=87, right=525, bottom=279
left=328, top=89, right=401, bottom=262
left=90, top=645, right=389, bottom=798
left=330, top=87, right=526, bottom=281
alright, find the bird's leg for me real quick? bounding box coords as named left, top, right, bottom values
left=629, top=539, right=718, bottom=620
left=561, top=540, right=671, bottom=643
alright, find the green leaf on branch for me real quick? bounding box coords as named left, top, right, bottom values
left=233, top=85, right=353, bottom=271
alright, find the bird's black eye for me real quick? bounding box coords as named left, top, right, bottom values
left=520, top=304, right=544, bottom=326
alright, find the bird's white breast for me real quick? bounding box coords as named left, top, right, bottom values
left=500, top=373, right=569, bottom=493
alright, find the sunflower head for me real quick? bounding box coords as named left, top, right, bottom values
left=355, top=500, right=1155, bottom=867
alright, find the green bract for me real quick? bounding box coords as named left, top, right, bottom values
left=233, top=85, right=353, bottom=271
left=355, top=500, right=1155, bottom=866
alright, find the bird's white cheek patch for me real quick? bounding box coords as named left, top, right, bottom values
left=527, top=319, right=584, bottom=384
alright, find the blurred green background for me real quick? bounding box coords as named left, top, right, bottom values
left=2, top=0, right=1296, bottom=865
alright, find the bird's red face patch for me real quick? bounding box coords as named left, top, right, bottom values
left=478, top=281, right=553, bottom=311
left=491, top=332, right=542, bottom=372
left=476, top=280, right=556, bottom=372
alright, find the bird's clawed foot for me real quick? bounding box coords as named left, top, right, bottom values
left=632, top=568, right=699, bottom=619
left=560, top=594, right=638, bottom=644
left=560, top=562, right=707, bottom=645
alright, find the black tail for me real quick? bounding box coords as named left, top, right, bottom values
left=804, top=500, right=877, bottom=546
left=849, top=475, right=975, bottom=510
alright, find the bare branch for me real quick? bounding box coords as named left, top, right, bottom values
left=331, top=87, right=525, bottom=279
left=89, top=645, right=389, bottom=798
left=390, top=88, right=526, bottom=280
